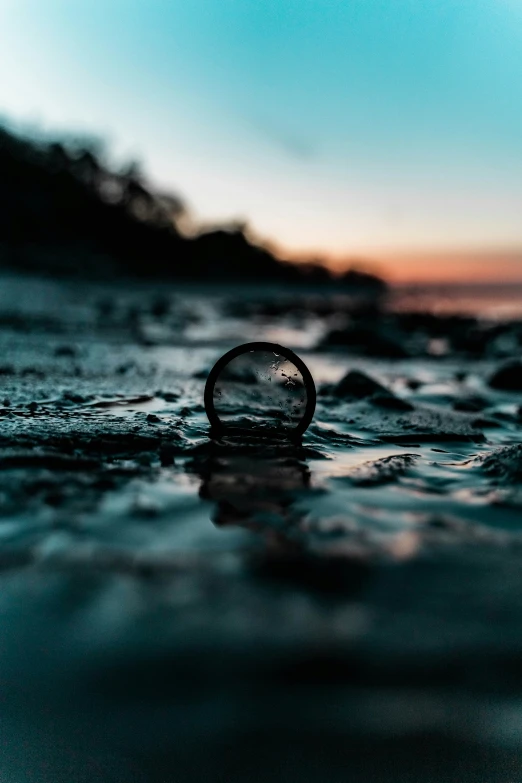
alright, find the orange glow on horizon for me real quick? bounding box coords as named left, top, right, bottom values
left=278, top=246, right=522, bottom=285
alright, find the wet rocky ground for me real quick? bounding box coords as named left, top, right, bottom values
left=1, top=273, right=522, bottom=782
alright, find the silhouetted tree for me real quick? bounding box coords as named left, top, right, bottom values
left=0, top=122, right=387, bottom=291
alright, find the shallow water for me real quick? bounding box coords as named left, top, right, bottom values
left=1, top=273, right=522, bottom=781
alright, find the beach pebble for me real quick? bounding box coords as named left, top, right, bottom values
left=333, top=370, right=392, bottom=400
left=489, top=361, right=522, bottom=390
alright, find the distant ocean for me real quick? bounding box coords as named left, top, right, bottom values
left=389, top=282, right=522, bottom=319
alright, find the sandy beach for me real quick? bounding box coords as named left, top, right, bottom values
left=0, top=273, right=521, bottom=780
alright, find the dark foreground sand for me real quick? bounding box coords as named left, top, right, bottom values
left=1, top=274, right=522, bottom=782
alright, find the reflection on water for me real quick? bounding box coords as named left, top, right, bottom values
left=195, top=436, right=311, bottom=544
left=194, top=438, right=376, bottom=597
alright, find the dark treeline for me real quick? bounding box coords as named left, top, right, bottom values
left=0, top=123, right=385, bottom=290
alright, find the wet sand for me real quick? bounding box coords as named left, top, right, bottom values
left=1, top=273, right=522, bottom=782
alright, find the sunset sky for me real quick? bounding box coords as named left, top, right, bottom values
left=1, top=0, right=522, bottom=282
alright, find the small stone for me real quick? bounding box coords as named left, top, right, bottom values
left=333, top=370, right=391, bottom=400
left=489, top=361, right=522, bottom=391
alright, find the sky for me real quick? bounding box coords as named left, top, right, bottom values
left=1, top=0, right=522, bottom=282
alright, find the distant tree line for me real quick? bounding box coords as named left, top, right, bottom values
left=0, top=123, right=386, bottom=291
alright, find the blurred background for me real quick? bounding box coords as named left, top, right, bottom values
left=1, top=0, right=522, bottom=291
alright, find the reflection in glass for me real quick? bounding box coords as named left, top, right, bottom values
left=196, top=447, right=310, bottom=535
left=213, top=350, right=307, bottom=432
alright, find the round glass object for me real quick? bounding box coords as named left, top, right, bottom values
left=204, top=342, right=316, bottom=437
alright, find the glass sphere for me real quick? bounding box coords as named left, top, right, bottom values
left=204, top=342, right=315, bottom=436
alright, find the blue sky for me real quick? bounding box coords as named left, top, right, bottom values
left=1, top=0, right=522, bottom=276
